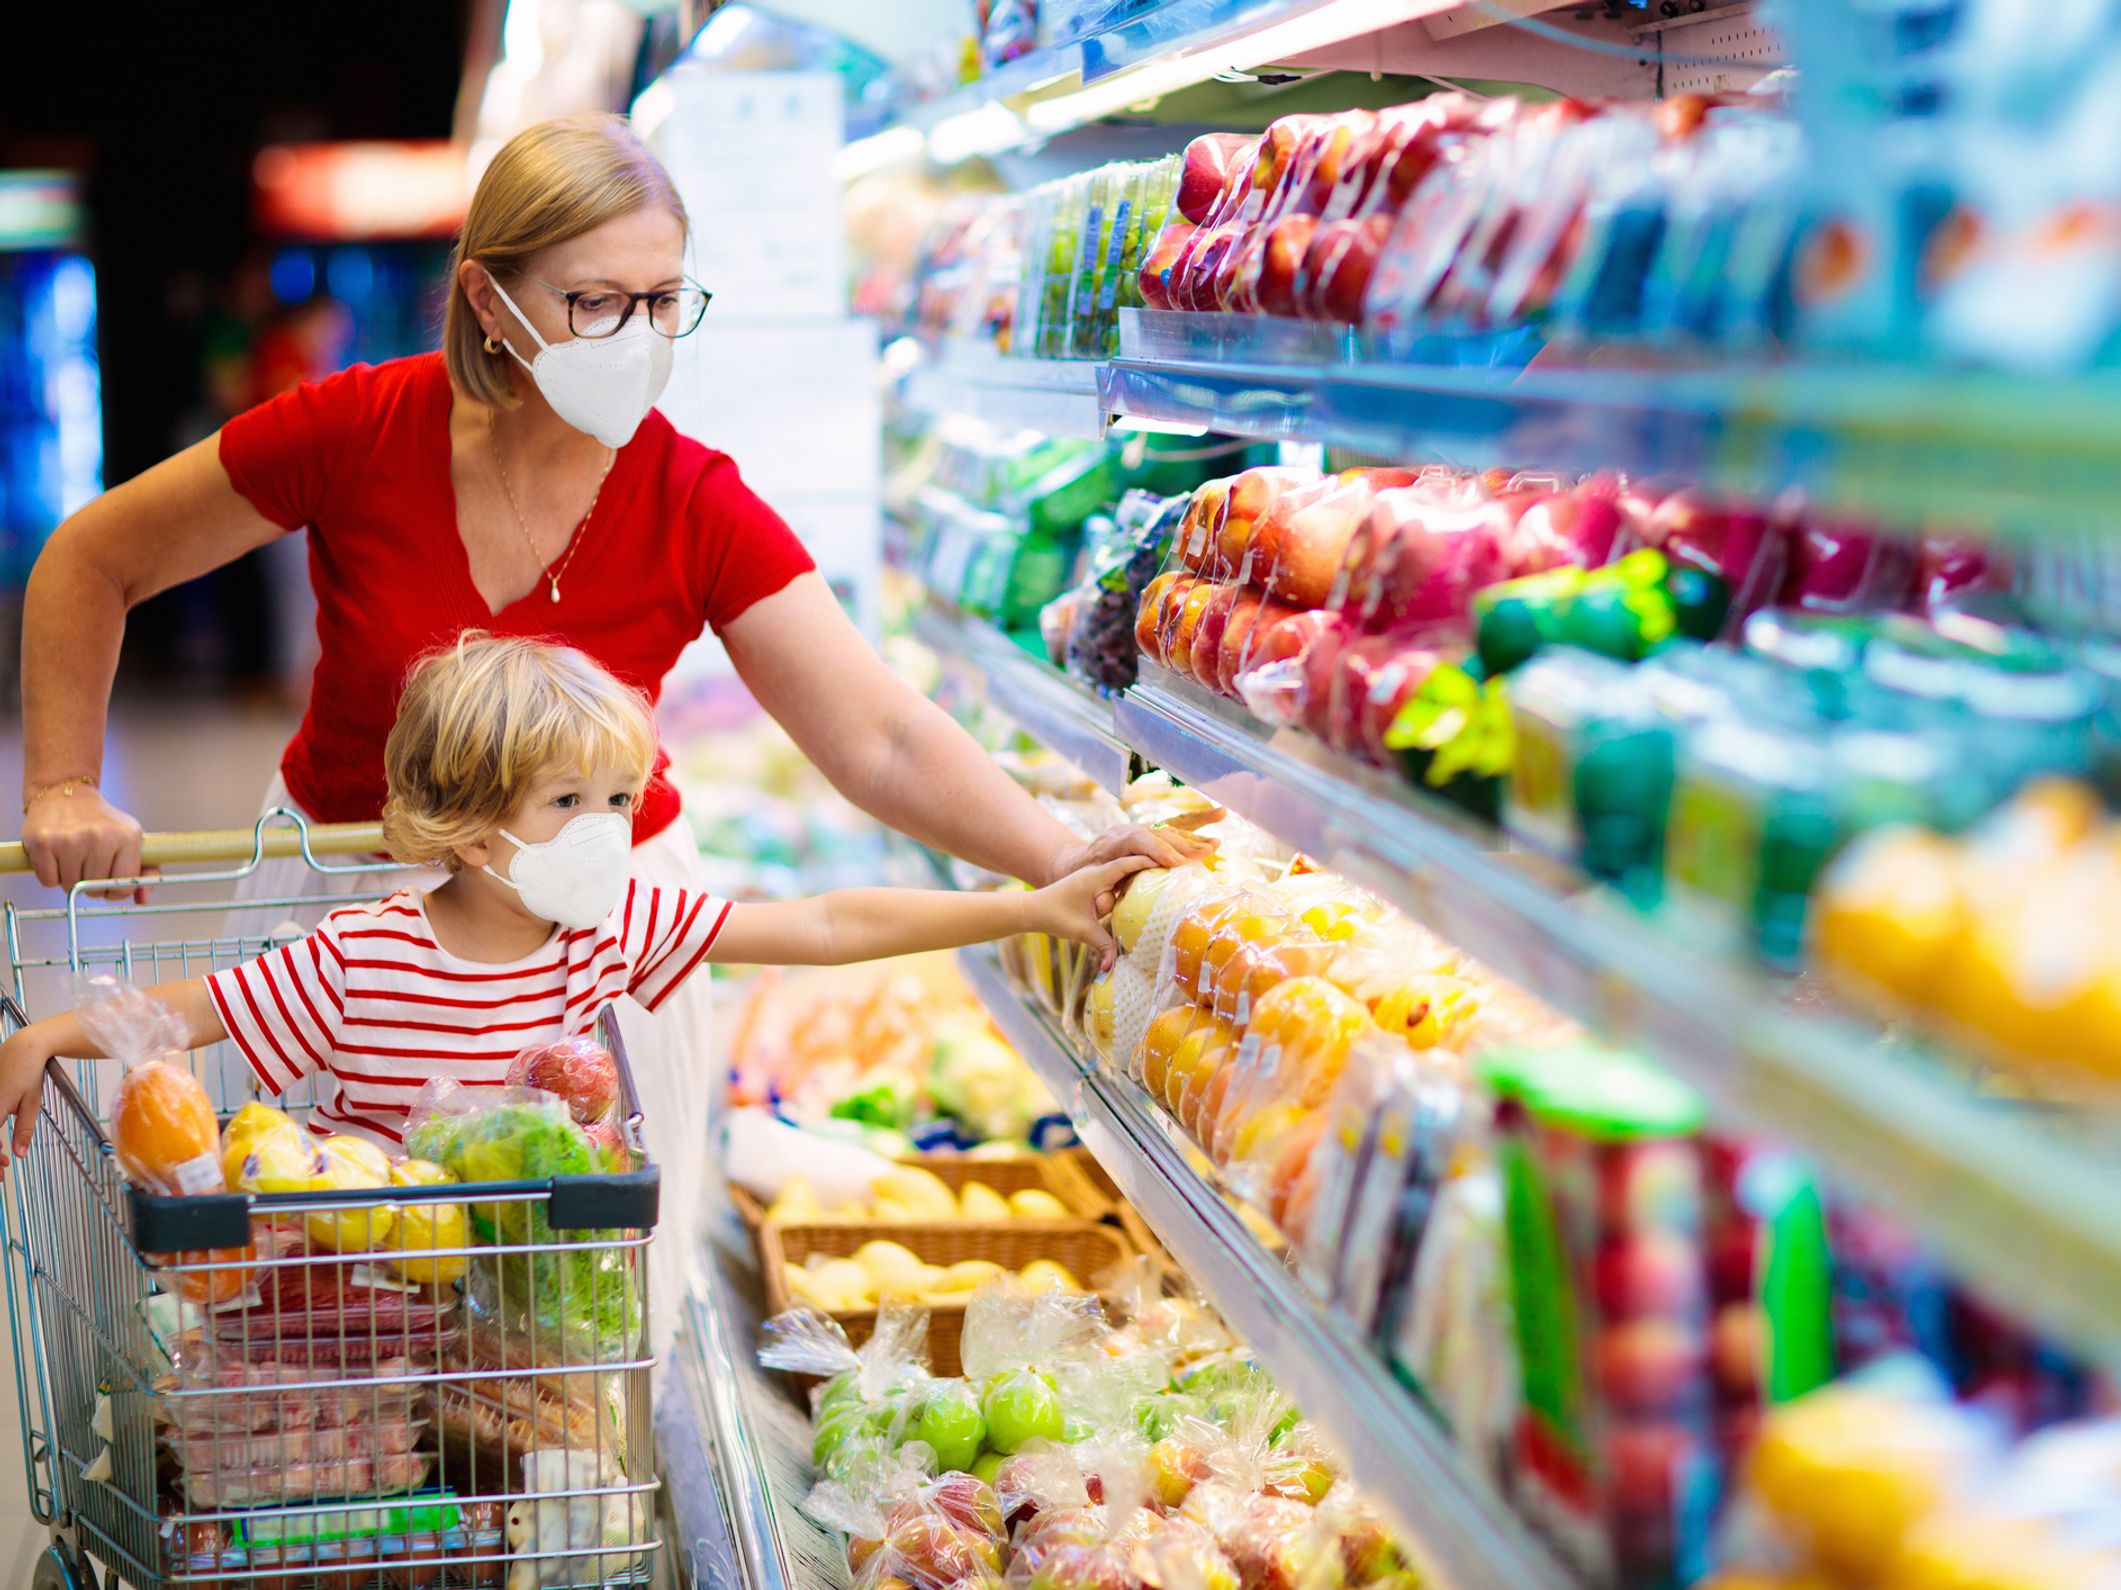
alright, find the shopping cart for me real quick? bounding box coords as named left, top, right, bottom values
left=0, top=812, right=662, bottom=1590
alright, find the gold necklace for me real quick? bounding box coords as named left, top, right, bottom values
left=488, top=410, right=614, bottom=604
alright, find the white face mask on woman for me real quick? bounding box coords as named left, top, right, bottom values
left=487, top=273, right=673, bottom=448
left=484, top=811, right=632, bottom=929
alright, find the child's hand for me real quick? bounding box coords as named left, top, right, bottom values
left=1025, top=857, right=1156, bottom=970
left=0, top=1029, right=51, bottom=1179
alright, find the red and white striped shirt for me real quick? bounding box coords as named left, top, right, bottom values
left=206, top=881, right=730, bottom=1144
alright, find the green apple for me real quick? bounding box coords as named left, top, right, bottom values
left=814, top=1372, right=864, bottom=1421
left=811, top=1405, right=869, bottom=1471
left=1131, top=1392, right=1203, bottom=1443
left=981, top=1369, right=1065, bottom=1455
left=907, top=1381, right=986, bottom=1475
left=970, top=1450, right=1006, bottom=1485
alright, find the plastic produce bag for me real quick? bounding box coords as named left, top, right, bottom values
left=505, top=1035, right=621, bottom=1127
left=86, top=975, right=221, bottom=1199
left=405, top=1084, right=642, bottom=1363
left=1067, top=491, right=1187, bottom=693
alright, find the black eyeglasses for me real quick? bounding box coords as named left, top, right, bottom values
left=505, top=270, right=713, bottom=339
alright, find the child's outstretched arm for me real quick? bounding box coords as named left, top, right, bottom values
left=0, top=976, right=222, bottom=1173
left=708, top=857, right=1154, bottom=971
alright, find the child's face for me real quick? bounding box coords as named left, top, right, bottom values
left=452, top=760, right=642, bottom=879
left=506, top=761, right=643, bottom=844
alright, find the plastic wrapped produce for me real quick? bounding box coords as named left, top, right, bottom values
left=1067, top=492, right=1187, bottom=693
left=506, top=1035, right=621, bottom=1126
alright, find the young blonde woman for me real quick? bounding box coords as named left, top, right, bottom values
left=17, top=114, right=1204, bottom=1351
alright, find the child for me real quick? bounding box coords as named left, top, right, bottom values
left=0, top=633, right=1146, bottom=1164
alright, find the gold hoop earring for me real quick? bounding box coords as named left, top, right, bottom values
left=483, top=334, right=501, bottom=354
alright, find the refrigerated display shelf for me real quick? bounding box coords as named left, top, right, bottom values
left=912, top=595, right=2121, bottom=1361
left=955, top=945, right=1578, bottom=1590
left=903, top=343, right=1108, bottom=440
left=913, top=595, right=1140, bottom=793
left=908, top=315, right=2121, bottom=536
left=683, top=1244, right=852, bottom=1590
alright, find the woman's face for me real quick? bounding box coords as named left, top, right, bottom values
left=473, top=204, right=688, bottom=352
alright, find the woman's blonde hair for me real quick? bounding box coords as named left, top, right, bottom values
left=382, top=632, right=658, bottom=868
left=444, top=114, right=688, bottom=407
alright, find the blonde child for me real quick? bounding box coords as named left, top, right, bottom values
left=0, top=633, right=1143, bottom=1163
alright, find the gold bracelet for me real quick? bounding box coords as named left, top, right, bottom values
left=22, top=774, right=100, bottom=814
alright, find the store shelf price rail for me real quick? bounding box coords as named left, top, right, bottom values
left=955, top=947, right=1578, bottom=1590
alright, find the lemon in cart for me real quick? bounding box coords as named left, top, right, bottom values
left=385, top=1157, right=470, bottom=1285
left=303, top=1134, right=397, bottom=1252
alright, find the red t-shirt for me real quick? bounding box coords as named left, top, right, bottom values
left=218, top=352, right=814, bottom=843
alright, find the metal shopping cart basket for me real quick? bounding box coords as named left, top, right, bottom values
left=0, top=813, right=662, bottom=1590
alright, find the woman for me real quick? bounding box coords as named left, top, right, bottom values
left=18, top=114, right=1199, bottom=1347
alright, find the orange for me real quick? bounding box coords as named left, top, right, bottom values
left=1139, top=1007, right=1199, bottom=1100
left=1160, top=1016, right=1232, bottom=1117
left=168, top=1241, right=257, bottom=1306
left=1812, top=827, right=1966, bottom=1010
left=113, top=1061, right=222, bottom=1196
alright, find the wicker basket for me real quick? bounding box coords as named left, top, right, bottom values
left=760, top=1221, right=1136, bottom=1378
left=731, top=1151, right=1105, bottom=1230
left=1051, top=1147, right=1120, bottom=1217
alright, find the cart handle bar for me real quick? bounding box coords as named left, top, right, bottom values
left=0, top=821, right=385, bottom=876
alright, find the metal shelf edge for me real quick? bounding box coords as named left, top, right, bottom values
left=956, top=947, right=1577, bottom=1590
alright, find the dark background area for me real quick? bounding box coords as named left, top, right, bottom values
left=0, top=2, right=472, bottom=485
left=0, top=2, right=475, bottom=692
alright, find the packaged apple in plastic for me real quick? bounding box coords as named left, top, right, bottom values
left=1135, top=570, right=1196, bottom=668
left=1168, top=139, right=1261, bottom=311
left=1499, top=475, right=1634, bottom=575
left=1174, top=132, right=1256, bottom=227
left=1322, top=633, right=1457, bottom=767
left=1161, top=578, right=1239, bottom=684
left=1215, top=114, right=1331, bottom=315
left=1643, top=487, right=1789, bottom=634
left=1302, top=96, right=1504, bottom=326
left=1491, top=108, right=1657, bottom=330
left=506, top=1034, right=621, bottom=1127
left=1231, top=111, right=1375, bottom=317
left=1250, top=467, right=1416, bottom=609
left=1332, top=478, right=1512, bottom=638
left=1203, top=464, right=1320, bottom=584
left=1137, top=218, right=1197, bottom=310
left=1912, top=534, right=2002, bottom=615
left=1173, top=477, right=1229, bottom=575
left=1772, top=494, right=1917, bottom=614
left=1233, top=609, right=1353, bottom=734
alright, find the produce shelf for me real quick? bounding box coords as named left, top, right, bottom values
left=913, top=596, right=1139, bottom=794
left=909, top=315, right=2121, bottom=537
left=681, top=1244, right=851, bottom=1590
left=955, top=945, right=1577, bottom=1590
left=1113, top=665, right=2121, bottom=1362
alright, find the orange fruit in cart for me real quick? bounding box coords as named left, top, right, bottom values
left=112, top=1060, right=223, bottom=1197
left=169, top=1241, right=257, bottom=1307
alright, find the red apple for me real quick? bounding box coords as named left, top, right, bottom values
left=1602, top=1421, right=1699, bottom=1522
left=1137, top=220, right=1196, bottom=311
left=1592, top=1232, right=1705, bottom=1319
left=1177, top=479, right=1231, bottom=574
left=1706, top=1225, right=1758, bottom=1303
left=1254, top=476, right=1397, bottom=610
left=1217, top=596, right=1298, bottom=698
left=919, top=1473, right=1004, bottom=1541
left=1176, top=133, right=1255, bottom=225
left=1504, top=485, right=1630, bottom=574
left=1913, top=534, right=1999, bottom=613
left=1255, top=214, right=1319, bottom=317
left=1298, top=615, right=1355, bottom=740
left=1595, top=1319, right=1708, bottom=1416
left=1596, top=1141, right=1700, bottom=1231
left=1148, top=1439, right=1210, bottom=1508
left=1775, top=496, right=1916, bottom=613
left=1217, top=467, right=1317, bottom=580
left=508, top=1038, right=620, bottom=1125
left=1165, top=581, right=1224, bottom=678
left=1645, top=490, right=1785, bottom=624
left=1190, top=586, right=1250, bottom=690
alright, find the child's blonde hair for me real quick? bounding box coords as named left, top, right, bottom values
left=382, top=632, right=657, bottom=868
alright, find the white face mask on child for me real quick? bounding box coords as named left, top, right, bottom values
left=485, top=813, right=631, bottom=929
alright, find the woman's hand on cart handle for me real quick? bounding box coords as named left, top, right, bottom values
left=1026, top=856, right=1159, bottom=971
left=18, top=785, right=157, bottom=903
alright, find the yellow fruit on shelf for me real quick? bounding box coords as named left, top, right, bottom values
left=1007, top=1189, right=1069, bottom=1220
left=852, top=1239, right=928, bottom=1289
left=386, top=1158, right=469, bottom=1285
left=932, top=1259, right=1008, bottom=1293
left=303, top=1135, right=396, bottom=1253
left=766, top=1176, right=824, bottom=1222
left=1017, top=1259, right=1082, bottom=1293
left=795, top=1258, right=877, bottom=1311
left=956, top=1181, right=1012, bottom=1221
left=869, top=1166, right=958, bottom=1222
left=1813, top=827, right=1967, bottom=1009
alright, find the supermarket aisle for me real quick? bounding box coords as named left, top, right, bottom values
left=0, top=699, right=297, bottom=1581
